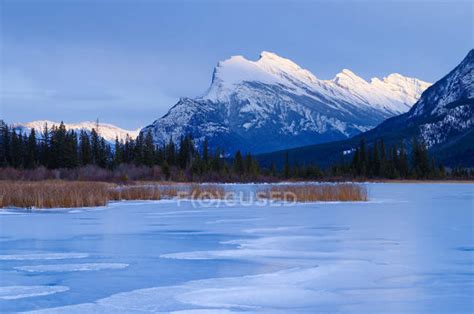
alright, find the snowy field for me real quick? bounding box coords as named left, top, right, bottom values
left=0, top=183, right=473, bottom=313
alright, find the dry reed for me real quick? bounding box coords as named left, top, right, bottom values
left=187, top=184, right=226, bottom=199
left=0, top=181, right=111, bottom=208
left=261, top=184, right=368, bottom=202
left=0, top=181, right=226, bottom=209
left=109, top=184, right=179, bottom=201
left=0, top=181, right=366, bottom=209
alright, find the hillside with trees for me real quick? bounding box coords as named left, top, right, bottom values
left=0, top=120, right=471, bottom=182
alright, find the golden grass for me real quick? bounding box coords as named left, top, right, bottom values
left=260, top=184, right=368, bottom=202
left=187, top=184, right=226, bottom=199
left=109, top=185, right=179, bottom=201
left=0, top=181, right=111, bottom=208
left=0, top=181, right=226, bottom=209
left=0, top=181, right=367, bottom=209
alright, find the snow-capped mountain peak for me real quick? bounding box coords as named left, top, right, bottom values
left=13, top=120, right=140, bottom=143
left=211, top=55, right=276, bottom=87
left=333, top=69, right=368, bottom=87
left=205, top=51, right=323, bottom=102
left=257, top=51, right=318, bottom=83
left=204, top=51, right=430, bottom=112
left=144, top=51, right=431, bottom=154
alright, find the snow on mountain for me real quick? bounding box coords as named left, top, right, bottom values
left=413, top=49, right=474, bottom=149
left=361, top=49, right=474, bottom=164
left=257, top=49, right=474, bottom=168
left=362, top=49, right=473, bottom=151
left=204, top=51, right=429, bottom=113
left=411, top=50, right=474, bottom=119
left=13, top=120, right=140, bottom=143
left=334, top=70, right=430, bottom=113
left=142, top=51, right=431, bottom=153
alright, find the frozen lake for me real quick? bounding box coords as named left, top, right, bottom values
left=0, top=183, right=473, bottom=313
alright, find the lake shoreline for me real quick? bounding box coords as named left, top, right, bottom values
left=0, top=181, right=368, bottom=209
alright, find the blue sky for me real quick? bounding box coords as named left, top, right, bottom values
left=1, top=0, right=472, bottom=129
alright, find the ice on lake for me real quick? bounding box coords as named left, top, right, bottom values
left=14, top=263, right=129, bottom=273
left=0, top=183, right=473, bottom=313
left=0, top=286, right=69, bottom=301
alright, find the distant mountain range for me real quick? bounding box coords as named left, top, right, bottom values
left=142, top=51, right=430, bottom=153
left=13, top=120, right=140, bottom=143
left=12, top=51, right=471, bottom=167
left=258, top=50, right=474, bottom=167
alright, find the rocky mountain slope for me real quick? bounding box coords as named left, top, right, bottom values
left=258, top=50, right=473, bottom=167
left=142, top=52, right=430, bottom=153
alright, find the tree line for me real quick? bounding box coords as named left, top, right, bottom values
left=271, top=138, right=472, bottom=180
left=333, top=138, right=445, bottom=179
left=1, top=120, right=472, bottom=181
left=0, top=121, right=261, bottom=181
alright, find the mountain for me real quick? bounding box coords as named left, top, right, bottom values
left=13, top=120, right=140, bottom=143
left=142, top=52, right=430, bottom=154
left=258, top=49, right=474, bottom=168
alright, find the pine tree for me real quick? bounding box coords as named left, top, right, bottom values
left=306, top=164, right=322, bottom=179
left=210, top=147, right=221, bottom=173
left=25, top=129, right=37, bottom=169
left=10, top=130, right=23, bottom=168
left=79, top=130, right=92, bottom=166
left=430, top=159, right=438, bottom=178
left=202, top=138, right=209, bottom=164
left=233, top=150, right=244, bottom=176
left=161, top=160, right=170, bottom=180
left=0, top=121, right=10, bottom=167
left=97, top=137, right=109, bottom=168
left=292, top=162, right=300, bottom=178
left=190, top=153, right=204, bottom=179
left=250, top=157, right=260, bottom=178
left=359, top=138, right=367, bottom=177
left=90, top=128, right=100, bottom=165
left=39, top=122, right=50, bottom=167
left=389, top=145, right=399, bottom=178
left=379, top=139, right=387, bottom=177
left=284, top=151, right=290, bottom=179
left=113, top=137, right=123, bottom=167
left=123, top=135, right=134, bottom=164
left=439, top=164, right=446, bottom=178
left=143, top=131, right=156, bottom=167
left=134, top=133, right=145, bottom=165
left=368, top=147, right=375, bottom=177
left=178, top=135, right=193, bottom=169
left=166, top=138, right=176, bottom=166
left=372, top=141, right=380, bottom=177
left=49, top=122, right=68, bottom=168
left=270, top=161, right=277, bottom=177
left=351, top=148, right=360, bottom=176
left=412, top=138, right=430, bottom=179
left=244, top=153, right=252, bottom=174
left=399, top=142, right=409, bottom=178
left=64, top=130, right=79, bottom=168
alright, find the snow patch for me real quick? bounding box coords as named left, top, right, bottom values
left=0, top=252, right=89, bottom=260
left=15, top=263, right=129, bottom=273
left=13, top=120, right=140, bottom=143
left=0, top=286, right=69, bottom=300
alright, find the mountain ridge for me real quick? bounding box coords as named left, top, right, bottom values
left=13, top=120, right=140, bottom=143
left=257, top=49, right=474, bottom=167
left=142, top=51, right=430, bottom=153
